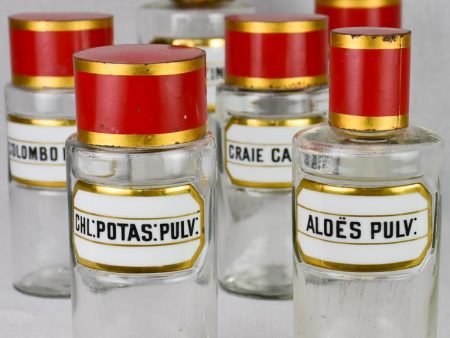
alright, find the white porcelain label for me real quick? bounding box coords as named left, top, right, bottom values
left=73, top=182, right=205, bottom=273
left=225, top=117, right=323, bottom=188
left=7, top=116, right=76, bottom=188
left=295, top=180, right=432, bottom=272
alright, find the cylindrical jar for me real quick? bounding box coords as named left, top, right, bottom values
left=67, top=44, right=217, bottom=337
left=292, top=28, right=443, bottom=338
left=217, top=14, right=328, bottom=299
left=6, top=12, right=113, bottom=297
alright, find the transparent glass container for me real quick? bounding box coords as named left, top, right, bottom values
left=217, top=84, right=326, bottom=299
left=5, top=84, right=75, bottom=297
left=292, top=125, right=444, bottom=338
left=137, top=0, right=253, bottom=133
left=66, top=134, right=217, bottom=338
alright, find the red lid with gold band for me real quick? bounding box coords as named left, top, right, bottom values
left=225, top=14, right=328, bottom=90
left=74, top=44, right=207, bottom=147
left=316, top=0, right=401, bottom=31
left=9, top=13, right=113, bottom=89
left=329, top=27, right=411, bottom=133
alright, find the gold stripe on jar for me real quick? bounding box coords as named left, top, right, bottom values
left=151, top=37, right=225, bottom=48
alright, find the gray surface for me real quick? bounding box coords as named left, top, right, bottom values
left=0, top=0, right=449, bottom=337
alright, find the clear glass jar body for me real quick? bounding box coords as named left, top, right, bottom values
left=217, top=84, right=327, bottom=299
left=292, top=125, right=443, bottom=338
left=5, top=84, right=75, bottom=297
left=137, top=1, right=253, bottom=133
left=66, top=134, right=217, bottom=338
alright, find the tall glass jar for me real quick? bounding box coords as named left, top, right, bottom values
left=6, top=13, right=113, bottom=297
left=68, top=45, right=216, bottom=338
left=217, top=14, right=328, bottom=299
left=293, top=28, right=443, bottom=338
left=137, top=0, right=253, bottom=134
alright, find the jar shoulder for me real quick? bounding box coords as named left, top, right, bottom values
left=294, top=125, right=443, bottom=156
left=66, top=134, right=217, bottom=188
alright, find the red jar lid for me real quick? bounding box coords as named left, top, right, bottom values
left=329, top=27, right=411, bottom=132
left=225, top=14, right=328, bottom=90
left=9, top=12, right=113, bottom=89
left=316, top=0, right=401, bottom=31
left=74, top=44, right=207, bottom=147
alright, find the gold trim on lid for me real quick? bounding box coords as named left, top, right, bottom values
left=332, top=32, right=411, bottom=50
left=225, top=74, right=328, bottom=90
left=78, top=125, right=207, bottom=147
left=74, top=56, right=205, bottom=76
left=226, top=18, right=327, bottom=34
left=330, top=112, right=408, bottom=131
left=12, top=74, right=74, bottom=89
left=9, top=16, right=113, bottom=32
left=316, top=0, right=401, bottom=8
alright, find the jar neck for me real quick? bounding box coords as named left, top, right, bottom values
left=332, top=126, right=407, bottom=142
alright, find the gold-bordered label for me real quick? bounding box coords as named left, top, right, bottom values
left=152, top=37, right=225, bottom=112
left=72, top=182, right=205, bottom=273
left=224, top=116, right=323, bottom=189
left=294, top=180, right=433, bottom=272
left=7, top=115, right=76, bottom=188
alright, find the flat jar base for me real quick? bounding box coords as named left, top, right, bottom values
left=220, top=264, right=292, bottom=300
left=13, top=266, right=71, bottom=298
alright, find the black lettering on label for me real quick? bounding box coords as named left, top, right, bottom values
left=271, top=148, right=292, bottom=163
left=74, top=213, right=202, bottom=243
left=304, top=212, right=420, bottom=242
left=8, top=141, right=63, bottom=163
left=228, top=144, right=264, bottom=163
left=349, top=222, right=362, bottom=239
left=207, top=66, right=224, bottom=82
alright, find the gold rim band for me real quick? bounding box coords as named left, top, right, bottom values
left=78, top=125, right=207, bottom=147
left=8, top=115, right=76, bottom=127
left=75, top=56, right=204, bottom=76
left=316, top=0, right=400, bottom=8
left=226, top=74, right=328, bottom=90
left=12, top=74, right=74, bottom=89
left=332, top=33, right=411, bottom=49
left=330, top=112, right=408, bottom=131
left=12, top=176, right=66, bottom=188
left=152, top=37, right=225, bottom=48
left=9, top=17, right=112, bottom=32
left=226, top=18, right=327, bottom=34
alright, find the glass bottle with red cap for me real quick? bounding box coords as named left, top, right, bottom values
left=217, top=14, right=328, bottom=299
left=5, top=13, right=113, bottom=297
left=311, top=0, right=402, bottom=117
left=137, top=0, right=253, bottom=135
left=293, top=28, right=442, bottom=337
left=67, top=45, right=216, bottom=337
